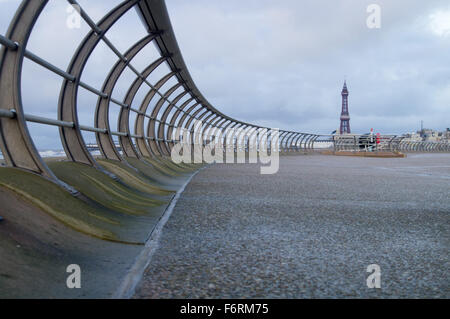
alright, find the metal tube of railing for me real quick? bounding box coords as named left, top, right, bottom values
left=25, top=114, right=74, bottom=128
left=0, top=34, right=18, bottom=50
left=24, top=50, right=76, bottom=82
left=0, top=109, right=15, bottom=119
left=79, top=125, right=107, bottom=134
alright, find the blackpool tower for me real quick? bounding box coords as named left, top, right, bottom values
left=339, top=81, right=351, bottom=134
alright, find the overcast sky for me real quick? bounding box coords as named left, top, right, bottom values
left=1, top=0, right=449, bottom=149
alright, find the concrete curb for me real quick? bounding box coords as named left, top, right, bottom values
left=112, top=166, right=207, bottom=299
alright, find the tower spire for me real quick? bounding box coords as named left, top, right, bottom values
left=339, top=81, right=351, bottom=134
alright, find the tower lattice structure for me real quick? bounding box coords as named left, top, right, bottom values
left=340, top=81, right=351, bottom=134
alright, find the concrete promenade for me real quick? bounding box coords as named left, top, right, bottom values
left=134, top=154, right=450, bottom=298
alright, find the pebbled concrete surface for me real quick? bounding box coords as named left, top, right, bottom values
left=134, top=154, right=450, bottom=298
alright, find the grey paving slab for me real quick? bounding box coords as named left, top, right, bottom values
left=134, top=154, right=450, bottom=298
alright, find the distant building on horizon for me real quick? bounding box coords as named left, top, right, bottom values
left=402, top=128, right=450, bottom=142
left=339, top=81, right=351, bottom=134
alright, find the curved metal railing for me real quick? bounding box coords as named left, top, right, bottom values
left=0, top=0, right=448, bottom=191
left=333, top=134, right=450, bottom=153
left=0, top=0, right=318, bottom=188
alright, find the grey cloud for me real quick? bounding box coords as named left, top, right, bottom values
left=167, top=0, right=450, bottom=135
left=0, top=0, right=449, bottom=148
